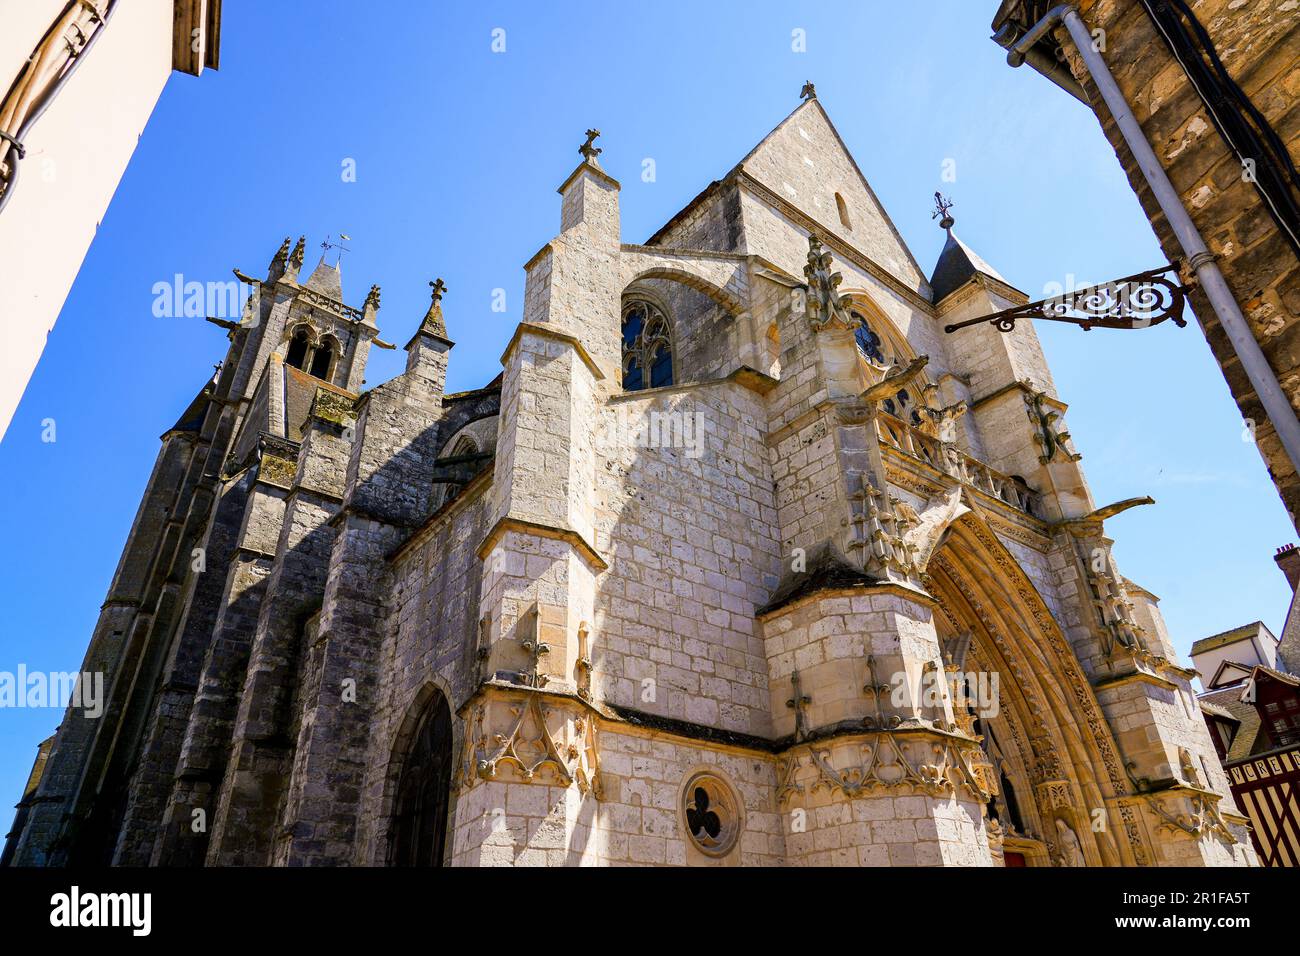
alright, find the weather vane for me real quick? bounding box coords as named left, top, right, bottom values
left=321, top=232, right=352, bottom=264
left=932, top=192, right=955, bottom=231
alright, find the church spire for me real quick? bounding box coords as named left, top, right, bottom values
left=421, top=278, right=448, bottom=339
left=403, top=277, right=453, bottom=391
left=404, top=278, right=453, bottom=350
left=303, top=251, right=343, bottom=299
left=927, top=194, right=1012, bottom=303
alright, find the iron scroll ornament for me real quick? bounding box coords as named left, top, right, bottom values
left=943, top=265, right=1191, bottom=334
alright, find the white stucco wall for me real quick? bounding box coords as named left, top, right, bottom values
left=0, top=0, right=176, bottom=439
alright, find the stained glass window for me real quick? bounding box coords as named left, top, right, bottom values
left=622, top=300, right=673, bottom=392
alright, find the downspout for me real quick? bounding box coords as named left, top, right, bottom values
left=991, top=23, right=1086, bottom=103
left=1005, top=4, right=1300, bottom=484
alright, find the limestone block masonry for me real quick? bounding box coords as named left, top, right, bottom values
left=6, top=91, right=1256, bottom=868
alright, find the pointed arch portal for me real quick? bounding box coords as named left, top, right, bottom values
left=387, top=689, right=454, bottom=867
left=924, top=513, right=1136, bottom=867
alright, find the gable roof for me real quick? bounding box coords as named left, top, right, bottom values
left=1199, top=663, right=1300, bottom=762
left=719, top=96, right=930, bottom=293
left=1208, top=659, right=1255, bottom=689
left=1198, top=684, right=1264, bottom=762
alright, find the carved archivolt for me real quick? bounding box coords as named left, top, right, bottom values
left=927, top=516, right=1149, bottom=865
left=943, top=519, right=1129, bottom=798
left=1118, top=804, right=1150, bottom=866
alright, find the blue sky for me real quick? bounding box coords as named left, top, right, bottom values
left=0, top=1, right=1292, bottom=810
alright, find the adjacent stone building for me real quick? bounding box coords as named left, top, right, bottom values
left=5, top=90, right=1257, bottom=867
left=990, top=0, right=1300, bottom=529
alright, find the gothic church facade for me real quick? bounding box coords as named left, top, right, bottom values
left=6, top=91, right=1257, bottom=867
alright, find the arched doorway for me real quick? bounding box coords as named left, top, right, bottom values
left=923, top=513, right=1134, bottom=866
left=387, top=690, right=454, bottom=867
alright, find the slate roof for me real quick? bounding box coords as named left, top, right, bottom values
left=928, top=230, right=1010, bottom=304
left=303, top=255, right=343, bottom=300
left=1198, top=684, right=1263, bottom=762
left=167, top=385, right=211, bottom=435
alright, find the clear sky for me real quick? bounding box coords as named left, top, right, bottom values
left=0, top=0, right=1292, bottom=812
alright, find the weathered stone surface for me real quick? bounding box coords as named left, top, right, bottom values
left=6, top=95, right=1255, bottom=869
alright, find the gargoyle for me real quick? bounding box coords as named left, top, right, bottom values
left=862, top=355, right=929, bottom=405
left=1051, top=496, right=1155, bottom=537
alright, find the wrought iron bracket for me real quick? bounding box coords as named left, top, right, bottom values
left=943, top=264, right=1191, bottom=334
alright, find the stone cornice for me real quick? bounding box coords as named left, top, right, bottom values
left=933, top=271, right=1030, bottom=312
left=756, top=580, right=939, bottom=622
left=557, top=160, right=621, bottom=195
left=499, top=322, right=606, bottom=382
left=99, top=598, right=140, bottom=612
left=606, top=365, right=777, bottom=403
left=1092, top=662, right=1193, bottom=695
left=619, top=243, right=748, bottom=263
left=604, top=702, right=980, bottom=759
left=476, top=515, right=609, bottom=572
left=969, top=379, right=1068, bottom=414
left=522, top=240, right=554, bottom=273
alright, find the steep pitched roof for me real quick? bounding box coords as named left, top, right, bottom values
left=303, top=254, right=344, bottom=300
left=165, top=384, right=210, bottom=435
left=711, top=95, right=930, bottom=292
left=928, top=229, right=1011, bottom=303
left=1198, top=664, right=1300, bottom=762
left=1208, top=659, right=1255, bottom=690
left=1198, top=684, right=1263, bottom=762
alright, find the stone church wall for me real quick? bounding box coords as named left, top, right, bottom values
left=593, top=381, right=781, bottom=736
left=361, top=485, right=491, bottom=864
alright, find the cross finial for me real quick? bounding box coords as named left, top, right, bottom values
left=429, top=278, right=447, bottom=303
left=579, top=129, right=602, bottom=163
left=800, top=81, right=817, bottom=101
left=932, top=191, right=955, bottom=231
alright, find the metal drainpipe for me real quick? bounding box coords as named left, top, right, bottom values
left=1007, top=3, right=1300, bottom=484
